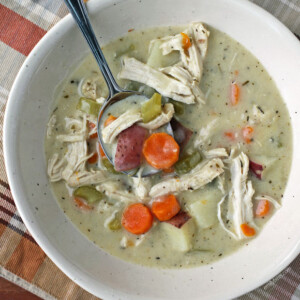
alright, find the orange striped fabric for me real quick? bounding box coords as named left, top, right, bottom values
left=0, top=1, right=299, bottom=300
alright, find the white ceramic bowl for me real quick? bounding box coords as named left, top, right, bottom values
left=4, top=0, right=300, bottom=299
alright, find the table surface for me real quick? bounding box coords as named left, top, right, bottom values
left=0, top=276, right=41, bottom=300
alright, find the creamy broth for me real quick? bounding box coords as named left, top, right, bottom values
left=45, top=25, right=292, bottom=268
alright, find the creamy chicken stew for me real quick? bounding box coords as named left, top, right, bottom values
left=45, top=23, right=292, bottom=268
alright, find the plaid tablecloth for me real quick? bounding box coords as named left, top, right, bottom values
left=0, top=1, right=299, bottom=299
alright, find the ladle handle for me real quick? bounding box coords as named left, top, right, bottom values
left=64, top=0, right=122, bottom=97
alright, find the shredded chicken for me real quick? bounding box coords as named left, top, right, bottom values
left=46, top=115, right=56, bottom=137
left=194, top=119, right=218, bottom=148
left=96, top=181, right=137, bottom=203
left=118, top=57, right=196, bottom=104
left=80, top=77, right=99, bottom=99
left=218, top=152, right=257, bottom=240
left=149, top=158, right=224, bottom=197
left=47, top=153, right=65, bottom=182
left=139, top=103, right=174, bottom=130
left=160, top=65, right=205, bottom=104
left=131, top=174, right=152, bottom=201
left=67, top=170, right=107, bottom=187
left=203, top=148, right=228, bottom=159
left=101, top=108, right=142, bottom=143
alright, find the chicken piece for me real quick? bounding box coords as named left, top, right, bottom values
left=131, top=175, right=152, bottom=201
left=47, top=153, right=65, bottom=182
left=67, top=170, right=106, bottom=187
left=139, top=103, right=174, bottom=130
left=161, top=65, right=205, bottom=104
left=61, top=141, right=89, bottom=180
left=203, top=148, right=228, bottom=159
left=194, top=118, right=218, bottom=148
left=118, top=57, right=196, bottom=104
left=46, top=114, right=56, bottom=137
left=80, top=77, right=99, bottom=99
left=218, top=152, right=257, bottom=240
left=101, top=108, right=142, bottom=144
left=149, top=158, right=224, bottom=197
left=96, top=181, right=137, bottom=203
left=160, top=22, right=209, bottom=81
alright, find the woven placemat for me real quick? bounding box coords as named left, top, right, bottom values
left=0, top=1, right=299, bottom=299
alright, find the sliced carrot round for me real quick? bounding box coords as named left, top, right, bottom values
left=122, top=203, right=153, bottom=235
left=98, top=143, right=106, bottom=158
left=240, top=223, right=256, bottom=237
left=152, top=194, right=181, bottom=221
left=104, top=115, right=117, bottom=127
left=255, top=200, right=270, bottom=217
left=143, top=133, right=180, bottom=169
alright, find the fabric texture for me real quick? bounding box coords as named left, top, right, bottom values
left=0, top=0, right=299, bottom=299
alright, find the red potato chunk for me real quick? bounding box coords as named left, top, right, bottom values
left=166, top=211, right=191, bottom=228
left=114, top=125, right=148, bottom=172
left=170, top=118, right=193, bottom=150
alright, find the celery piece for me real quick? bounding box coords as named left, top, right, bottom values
left=170, top=99, right=185, bottom=115
left=102, top=158, right=120, bottom=174
left=175, top=151, right=202, bottom=175
left=141, top=93, right=162, bottom=123
left=73, top=186, right=104, bottom=204
left=108, top=218, right=122, bottom=231
left=77, top=97, right=101, bottom=116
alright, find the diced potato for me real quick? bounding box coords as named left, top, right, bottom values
left=160, top=219, right=195, bottom=252
left=187, top=192, right=219, bottom=229
left=147, top=40, right=179, bottom=68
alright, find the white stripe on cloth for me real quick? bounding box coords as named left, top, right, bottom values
left=279, top=0, right=300, bottom=12
left=2, top=0, right=62, bottom=31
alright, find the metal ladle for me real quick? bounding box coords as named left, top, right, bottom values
left=64, top=0, right=171, bottom=177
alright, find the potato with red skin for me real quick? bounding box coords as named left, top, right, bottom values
left=114, top=125, right=148, bottom=172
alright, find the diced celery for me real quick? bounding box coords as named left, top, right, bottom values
left=77, top=97, right=101, bottom=116
left=175, top=151, right=202, bottom=175
left=169, top=99, right=185, bottom=115
left=108, top=218, right=122, bottom=231
left=73, top=186, right=104, bottom=204
left=102, top=158, right=120, bottom=174
left=141, top=93, right=162, bottom=123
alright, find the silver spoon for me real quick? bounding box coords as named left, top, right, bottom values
left=64, top=0, right=171, bottom=177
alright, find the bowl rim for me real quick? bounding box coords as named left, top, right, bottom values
left=3, top=0, right=300, bottom=299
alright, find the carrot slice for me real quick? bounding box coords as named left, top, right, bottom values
left=104, top=115, right=117, bottom=127
left=74, top=197, right=93, bottom=211
left=240, top=223, right=256, bottom=237
left=242, top=126, right=254, bottom=144
left=230, top=82, right=240, bottom=105
left=152, top=194, right=181, bottom=221
left=88, top=122, right=98, bottom=139
left=122, top=203, right=153, bottom=235
left=88, top=152, right=98, bottom=164
left=255, top=200, right=270, bottom=217
left=143, top=133, right=180, bottom=169
left=181, top=32, right=192, bottom=52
